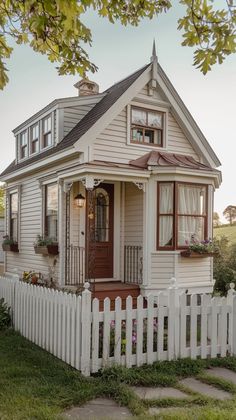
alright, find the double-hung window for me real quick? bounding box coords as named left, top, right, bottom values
left=131, top=107, right=163, bottom=146
left=30, top=123, right=39, bottom=154
left=20, top=131, right=28, bottom=159
left=45, top=184, right=58, bottom=241
left=10, top=192, right=18, bottom=242
left=157, top=182, right=207, bottom=249
left=42, top=115, right=52, bottom=148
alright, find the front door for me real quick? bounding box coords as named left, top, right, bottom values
left=87, top=183, right=114, bottom=279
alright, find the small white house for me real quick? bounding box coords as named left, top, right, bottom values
left=0, top=44, right=221, bottom=300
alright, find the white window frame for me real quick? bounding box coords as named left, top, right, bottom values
left=42, top=114, right=53, bottom=150
left=127, top=103, right=168, bottom=150
left=19, top=130, right=28, bottom=160
left=30, top=122, right=40, bottom=155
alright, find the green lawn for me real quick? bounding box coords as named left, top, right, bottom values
left=3, top=330, right=236, bottom=419
left=214, top=224, right=236, bottom=244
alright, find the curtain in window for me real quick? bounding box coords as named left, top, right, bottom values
left=178, top=185, right=206, bottom=245
left=159, top=184, right=173, bottom=247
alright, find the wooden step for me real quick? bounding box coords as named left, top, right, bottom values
left=91, top=281, right=140, bottom=310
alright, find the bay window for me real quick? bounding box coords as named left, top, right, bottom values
left=45, top=184, right=58, bottom=241
left=131, top=107, right=163, bottom=146
left=10, top=192, right=18, bottom=242
left=157, top=182, right=208, bottom=250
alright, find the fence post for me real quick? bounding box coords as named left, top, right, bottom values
left=168, top=277, right=179, bottom=360
left=81, top=282, right=92, bottom=376
left=227, top=283, right=235, bottom=355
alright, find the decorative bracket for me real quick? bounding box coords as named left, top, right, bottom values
left=63, top=182, right=73, bottom=193
left=81, top=176, right=104, bottom=190
left=133, top=181, right=146, bottom=192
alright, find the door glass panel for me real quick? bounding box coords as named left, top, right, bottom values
left=95, top=188, right=109, bottom=242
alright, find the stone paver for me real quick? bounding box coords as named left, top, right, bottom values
left=180, top=378, right=232, bottom=400
left=148, top=407, right=192, bottom=416
left=130, top=386, right=188, bottom=400
left=63, top=398, right=132, bottom=419
left=207, top=368, right=236, bottom=385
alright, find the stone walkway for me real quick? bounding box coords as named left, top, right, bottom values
left=63, top=368, right=236, bottom=419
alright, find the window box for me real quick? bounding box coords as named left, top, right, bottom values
left=34, top=244, right=59, bottom=256
left=2, top=243, right=19, bottom=253
left=180, top=250, right=216, bottom=258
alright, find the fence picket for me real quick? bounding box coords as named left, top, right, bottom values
left=201, top=294, right=210, bottom=359
left=136, top=295, right=143, bottom=367
left=114, top=297, right=122, bottom=365
left=126, top=296, right=133, bottom=368
left=180, top=293, right=187, bottom=358
left=103, top=298, right=111, bottom=366
left=190, top=294, right=197, bottom=359
left=211, top=298, right=218, bottom=358
left=220, top=297, right=227, bottom=357
left=146, top=294, right=154, bottom=365
left=157, top=293, right=164, bottom=361
left=91, top=298, right=99, bottom=373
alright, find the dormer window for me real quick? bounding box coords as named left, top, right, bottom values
left=30, top=123, right=39, bottom=154
left=42, top=115, right=52, bottom=148
left=131, top=107, right=163, bottom=146
left=20, top=131, right=28, bottom=159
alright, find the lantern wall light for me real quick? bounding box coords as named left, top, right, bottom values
left=74, top=193, right=85, bottom=208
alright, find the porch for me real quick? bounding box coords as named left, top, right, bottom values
left=59, top=174, right=148, bottom=301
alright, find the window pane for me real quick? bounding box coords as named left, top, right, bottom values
left=144, top=129, right=154, bottom=143
left=132, top=109, right=146, bottom=126
left=132, top=128, right=143, bottom=142
left=20, top=131, right=27, bottom=146
left=153, top=130, right=162, bottom=145
left=159, top=183, right=173, bottom=214
left=95, top=188, right=109, bottom=242
left=148, top=111, right=162, bottom=128
left=45, top=184, right=58, bottom=240
left=178, top=216, right=205, bottom=246
left=31, top=123, right=39, bottom=140
left=31, top=139, right=39, bottom=154
left=178, top=185, right=206, bottom=215
left=159, top=216, right=173, bottom=247
left=43, top=116, right=51, bottom=133
left=10, top=193, right=18, bottom=241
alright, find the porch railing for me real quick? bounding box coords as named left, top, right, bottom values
left=65, top=245, right=85, bottom=286
left=124, top=245, right=143, bottom=284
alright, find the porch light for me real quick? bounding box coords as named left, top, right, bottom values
left=74, top=193, right=85, bottom=208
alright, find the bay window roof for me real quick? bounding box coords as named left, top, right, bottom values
left=129, top=151, right=215, bottom=171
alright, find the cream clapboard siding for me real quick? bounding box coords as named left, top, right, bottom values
left=177, top=256, right=212, bottom=284
left=124, top=183, right=143, bottom=246
left=5, top=157, right=82, bottom=280
left=93, top=85, right=200, bottom=164
left=63, top=104, right=95, bottom=137
left=151, top=253, right=175, bottom=288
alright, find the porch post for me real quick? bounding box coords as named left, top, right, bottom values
left=58, top=180, right=66, bottom=286
left=142, top=178, right=155, bottom=288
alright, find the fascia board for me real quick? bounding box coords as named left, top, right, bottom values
left=0, top=148, right=78, bottom=182
left=58, top=165, right=150, bottom=182
left=151, top=166, right=221, bottom=188
left=73, top=65, right=152, bottom=152
left=157, top=65, right=221, bottom=168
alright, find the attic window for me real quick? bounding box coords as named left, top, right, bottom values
left=42, top=115, right=52, bottom=148
left=20, top=130, right=28, bottom=159
left=30, top=123, right=39, bottom=154
left=131, top=107, right=163, bottom=147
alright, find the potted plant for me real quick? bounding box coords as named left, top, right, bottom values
left=2, top=235, right=19, bottom=252
left=34, top=235, right=59, bottom=256
left=181, top=237, right=219, bottom=258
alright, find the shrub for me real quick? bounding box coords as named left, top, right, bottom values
left=0, top=298, right=11, bottom=330
left=213, top=236, right=236, bottom=295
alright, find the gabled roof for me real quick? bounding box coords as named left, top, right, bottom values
left=130, top=151, right=214, bottom=171
left=1, top=64, right=150, bottom=177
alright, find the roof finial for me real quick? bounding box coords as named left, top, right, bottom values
left=150, top=39, right=157, bottom=63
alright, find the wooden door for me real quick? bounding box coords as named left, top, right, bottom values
left=87, top=183, right=114, bottom=279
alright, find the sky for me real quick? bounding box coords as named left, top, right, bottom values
left=0, top=3, right=235, bottom=221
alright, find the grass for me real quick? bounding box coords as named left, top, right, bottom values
left=214, top=224, right=236, bottom=244
left=3, top=330, right=236, bottom=419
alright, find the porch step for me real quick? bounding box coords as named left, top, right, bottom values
left=91, top=281, right=140, bottom=310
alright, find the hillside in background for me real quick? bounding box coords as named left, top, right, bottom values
left=214, top=224, right=236, bottom=244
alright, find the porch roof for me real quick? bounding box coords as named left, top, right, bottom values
left=129, top=151, right=215, bottom=171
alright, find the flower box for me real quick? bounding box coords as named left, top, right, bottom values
left=2, top=243, right=19, bottom=252
left=34, top=244, right=59, bottom=256
left=180, top=250, right=217, bottom=258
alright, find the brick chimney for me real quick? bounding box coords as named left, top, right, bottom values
left=74, top=78, right=99, bottom=97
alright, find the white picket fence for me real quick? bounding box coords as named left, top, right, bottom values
left=0, top=276, right=236, bottom=376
